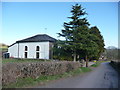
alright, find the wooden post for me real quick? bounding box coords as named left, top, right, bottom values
left=86, top=55, right=88, bottom=67
left=73, top=53, right=76, bottom=62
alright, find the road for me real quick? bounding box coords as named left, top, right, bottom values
left=36, top=62, right=119, bottom=88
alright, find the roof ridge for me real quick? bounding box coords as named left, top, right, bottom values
left=15, top=34, right=56, bottom=43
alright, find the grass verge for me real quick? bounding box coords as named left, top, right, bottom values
left=2, top=58, right=49, bottom=64
left=3, top=67, right=92, bottom=88
left=91, top=60, right=109, bottom=67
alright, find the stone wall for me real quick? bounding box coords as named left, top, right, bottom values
left=2, top=61, right=82, bottom=86
left=111, top=60, right=120, bottom=69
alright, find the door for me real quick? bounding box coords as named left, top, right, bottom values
left=36, top=52, right=39, bottom=59
left=25, top=52, right=27, bottom=58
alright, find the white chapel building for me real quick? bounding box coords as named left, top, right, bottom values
left=8, top=34, right=56, bottom=59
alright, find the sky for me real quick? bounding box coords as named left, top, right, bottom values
left=1, top=0, right=119, bottom=2
left=2, top=2, right=118, bottom=48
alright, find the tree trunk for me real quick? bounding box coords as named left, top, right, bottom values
left=73, top=53, right=77, bottom=62
left=86, top=55, right=88, bottom=67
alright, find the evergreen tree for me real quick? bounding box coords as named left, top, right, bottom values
left=74, top=26, right=99, bottom=66
left=53, top=40, right=72, bottom=60
left=89, top=26, right=105, bottom=60
left=58, top=4, right=90, bottom=62
left=57, top=4, right=103, bottom=67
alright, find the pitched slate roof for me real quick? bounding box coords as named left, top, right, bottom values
left=9, top=34, right=56, bottom=47
left=16, top=34, right=56, bottom=43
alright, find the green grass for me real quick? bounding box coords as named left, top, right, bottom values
left=2, top=58, right=49, bottom=64
left=91, top=64, right=97, bottom=67
left=91, top=60, right=110, bottom=67
left=80, top=67, right=92, bottom=72
left=3, top=67, right=92, bottom=88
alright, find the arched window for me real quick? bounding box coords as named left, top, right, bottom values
left=36, top=46, right=40, bottom=51
left=36, top=46, right=40, bottom=59
left=25, top=46, right=28, bottom=51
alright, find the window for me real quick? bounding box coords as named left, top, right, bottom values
left=36, top=46, right=40, bottom=51
left=25, top=52, right=27, bottom=58
left=36, top=46, right=40, bottom=59
left=25, top=46, right=28, bottom=51
left=24, top=46, right=28, bottom=58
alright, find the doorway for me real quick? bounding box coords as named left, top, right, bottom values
left=36, top=52, right=39, bottom=59
left=25, top=52, right=27, bottom=58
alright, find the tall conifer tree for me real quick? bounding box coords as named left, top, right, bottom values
left=89, top=26, right=105, bottom=59
left=58, top=4, right=90, bottom=62
left=58, top=4, right=103, bottom=67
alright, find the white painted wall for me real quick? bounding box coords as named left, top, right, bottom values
left=8, top=43, right=18, bottom=58
left=8, top=42, right=51, bottom=59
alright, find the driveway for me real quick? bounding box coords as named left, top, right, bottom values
left=36, top=62, right=118, bottom=88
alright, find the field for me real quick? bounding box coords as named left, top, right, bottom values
left=0, top=43, right=8, bottom=58
left=0, top=43, right=8, bottom=52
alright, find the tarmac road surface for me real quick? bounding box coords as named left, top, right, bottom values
left=36, top=62, right=118, bottom=88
